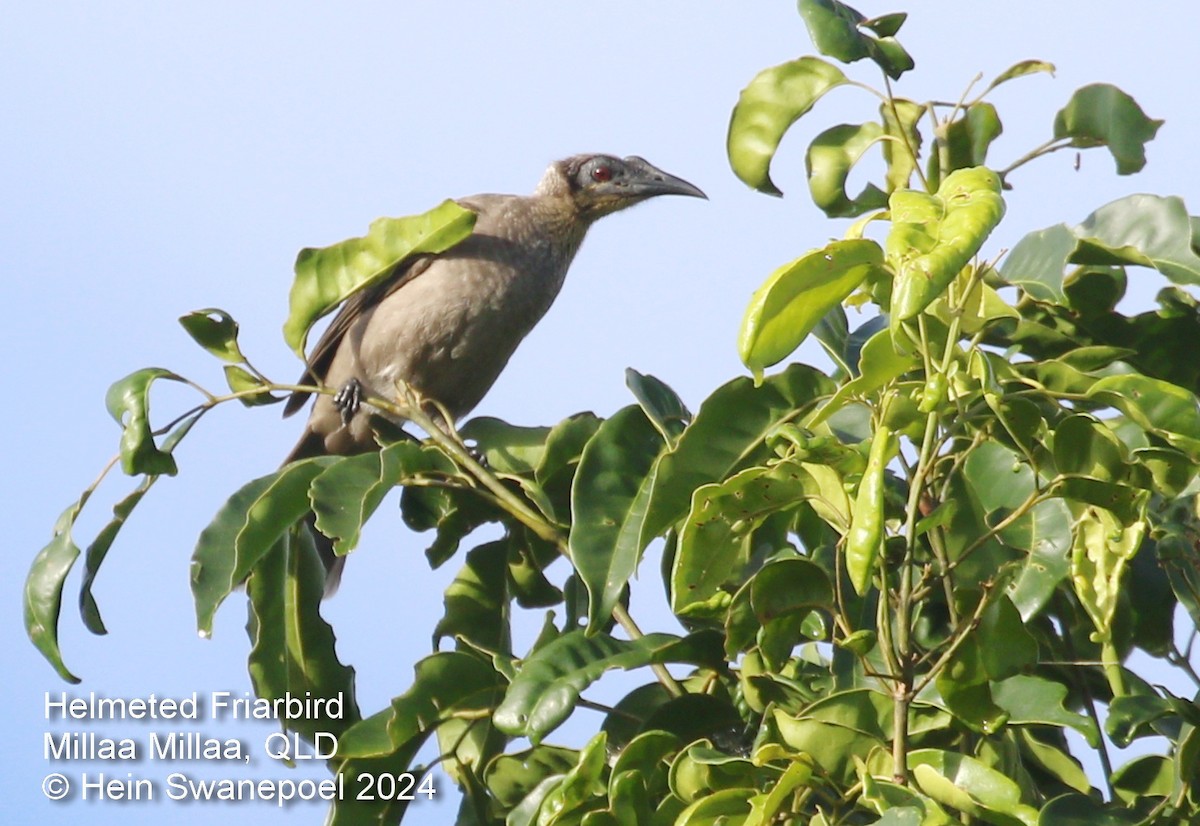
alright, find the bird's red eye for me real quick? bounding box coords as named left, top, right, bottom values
left=591, top=165, right=612, bottom=182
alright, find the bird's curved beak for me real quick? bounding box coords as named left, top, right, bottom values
left=622, top=156, right=708, bottom=199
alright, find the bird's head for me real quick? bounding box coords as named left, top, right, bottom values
left=538, top=154, right=706, bottom=220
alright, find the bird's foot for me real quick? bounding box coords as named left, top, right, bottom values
left=334, top=379, right=363, bottom=426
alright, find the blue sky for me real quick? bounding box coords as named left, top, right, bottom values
left=5, top=2, right=1198, bottom=823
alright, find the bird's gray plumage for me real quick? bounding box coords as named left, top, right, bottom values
left=280, top=154, right=705, bottom=589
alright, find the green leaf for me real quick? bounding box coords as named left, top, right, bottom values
left=532, top=733, right=609, bottom=824
left=569, top=405, right=665, bottom=632
left=222, top=365, right=281, bottom=406
left=1087, top=373, right=1200, bottom=459
left=645, top=364, right=834, bottom=540
left=881, top=98, right=925, bottom=193
left=311, top=441, right=452, bottom=558
left=25, top=501, right=87, bottom=682
left=673, top=788, right=755, bottom=826
left=1016, top=729, right=1089, bottom=793
left=485, top=744, right=580, bottom=809
left=105, top=367, right=186, bottom=476
left=79, top=413, right=198, bottom=635
left=433, top=540, right=511, bottom=654
left=745, top=759, right=814, bottom=826
left=806, top=122, right=888, bottom=217
left=673, top=462, right=835, bottom=618
left=908, top=749, right=1039, bottom=826
left=625, top=369, right=691, bottom=446
left=941, top=103, right=1003, bottom=172
left=246, top=529, right=360, bottom=743
left=1073, top=194, right=1200, bottom=285
left=739, top=240, right=886, bottom=381
left=745, top=557, right=835, bottom=667
left=982, top=60, right=1055, bottom=95
left=1071, top=506, right=1145, bottom=640
left=1052, top=83, right=1163, bottom=175
left=727, top=56, right=849, bottom=195
left=887, top=167, right=1006, bottom=329
left=808, top=326, right=918, bottom=428
left=936, top=637, right=1009, bottom=735
left=1053, top=413, right=1130, bottom=482
left=798, top=0, right=914, bottom=79
left=1036, top=794, right=1139, bottom=825
left=400, top=482, right=503, bottom=568
left=493, top=630, right=685, bottom=743
left=190, top=457, right=335, bottom=635
left=331, top=651, right=504, bottom=824
left=178, top=308, right=245, bottom=363
left=1112, top=755, right=1173, bottom=804
left=772, top=691, right=950, bottom=784
left=535, top=412, right=604, bottom=523
left=283, top=199, right=476, bottom=358
left=993, top=675, right=1098, bottom=745
left=1000, top=224, right=1075, bottom=303
left=460, top=417, right=551, bottom=475
left=610, top=730, right=680, bottom=799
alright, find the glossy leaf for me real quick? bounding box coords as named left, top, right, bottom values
left=941, top=103, right=1003, bottom=171
left=311, top=440, right=451, bottom=558
left=570, top=405, right=665, bottom=631
left=908, top=749, right=1038, bottom=826
left=808, top=327, right=918, bottom=428
left=993, top=675, right=1098, bottom=745
left=433, top=541, right=510, bottom=654
left=673, top=462, right=835, bottom=618
left=1071, top=506, right=1145, bottom=640
left=739, top=240, right=886, bottom=381
left=625, top=369, right=691, bottom=445
left=1036, top=794, right=1139, bottom=825
left=1112, top=754, right=1173, bottom=804
left=105, top=367, right=185, bottom=476
left=727, top=57, right=848, bottom=195
left=178, top=308, right=245, bottom=363
left=78, top=413, right=197, bottom=635
left=881, top=98, right=925, bottom=193
left=533, top=732, right=608, bottom=824
left=936, top=636, right=1009, bottom=735
left=283, top=199, right=476, bottom=358
left=887, top=167, right=1006, bottom=330
left=773, top=691, right=950, bottom=783
left=806, top=122, right=888, bottom=217
left=25, top=501, right=87, bottom=682
left=1001, top=223, right=1075, bottom=303
left=223, top=365, right=280, bottom=406
left=191, top=457, right=334, bottom=635
left=493, top=630, right=678, bottom=742
left=246, top=529, right=360, bottom=743
left=982, top=60, right=1055, bottom=94
left=485, top=745, right=580, bottom=809
left=1053, top=83, right=1162, bottom=175
left=536, top=412, right=604, bottom=523
left=645, top=364, right=834, bottom=540
left=798, top=0, right=914, bottom=79
left=674, top=788, right=755, bottom=826
left=1087, top=374, right=1200, bottom=459
left=1074, top=194, right=1200, bottom=285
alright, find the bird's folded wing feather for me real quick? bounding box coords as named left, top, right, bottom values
left=282, top=255, right=436, bottom=417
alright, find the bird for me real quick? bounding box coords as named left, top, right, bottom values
left=280, top=153, right=706, bottom=588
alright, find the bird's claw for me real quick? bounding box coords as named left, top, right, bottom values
left=334, top=379, right=363, bottom=426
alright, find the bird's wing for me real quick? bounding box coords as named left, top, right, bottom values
left=282, top=254, right=436, bottom=417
